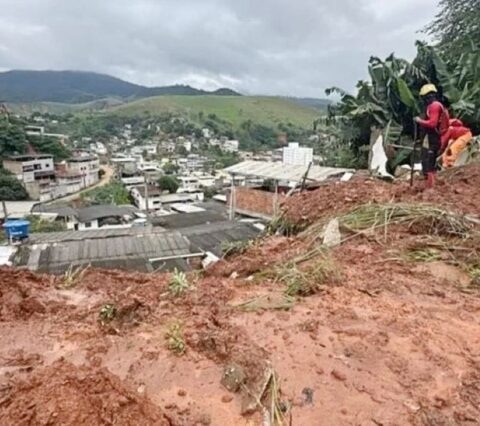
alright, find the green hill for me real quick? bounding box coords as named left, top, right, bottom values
left=111, top=95, right=319, bottom=130
left=0, top=70, right=241, bottom=103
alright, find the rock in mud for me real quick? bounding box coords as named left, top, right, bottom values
left=323, top=218, right=342, bottom=247
left=221, top=363, right=247, bottom=393
left=331, top=369, right=347, bottom=382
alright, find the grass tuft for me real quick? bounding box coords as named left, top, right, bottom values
left=168, top=269, right=190, bottom=296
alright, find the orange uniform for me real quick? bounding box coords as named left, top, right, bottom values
left=442, top=119, right=473, bottom=168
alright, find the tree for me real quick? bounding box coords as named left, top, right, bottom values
left=424, top=0, right=480, bottom=58
left=82, top=181, right=130, bottom=205
left=0, top=168, right=29, bottom=200
left=163, top=162, right=179, bottom=175
left=158, top=176, right=179, bottom=194
left=0, top=117, right=28, bottom=160
left=28, top=135, right=71, bottom=161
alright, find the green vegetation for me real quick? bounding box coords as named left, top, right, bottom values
left=28, top=135, right=71, bottom=161
left=277, top=257, right=341, bottom=297
left=326, top=4, right=480, bottom=166
left=339, top=203, right=471, bottom=237
left=113, top=96, right=318, bottom=129
left=59, top=264, right=90, bottom=289
left=25, top=215, right=67, bottom=233
left=99, top=303, right=117, bottom=324
left=0, top=116, right=28, bottom=159
left=158, top=175, right=179, bottom=193
left=162, top=161, right=180, bottom=175
left=424, top=0, right=479, bottom=60
left=168, top=269, right=191, bottom=296
left=0, top=168, right=29, bottom=200
left=0, top=115, right=71, bottom=164
left=81, top=181, right=131, bottom=205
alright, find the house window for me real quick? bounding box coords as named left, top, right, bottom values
left=84, top=222, right=92, bottom=228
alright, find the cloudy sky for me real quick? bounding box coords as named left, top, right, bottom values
left=0, top=0, right=438, bottom=97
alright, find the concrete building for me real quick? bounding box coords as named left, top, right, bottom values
left=178, top=176, right=200, bottom=193
left=131, top=186, right=164, bottom=211
left=121, top=175, right=146, bottom=189
left=282, top=143, right=313, bottom=167
left=3, top=154, right=56, bottom=201
left=224, top=140, right=239, bottom=153
left=65, top=155, right=100, bottom=187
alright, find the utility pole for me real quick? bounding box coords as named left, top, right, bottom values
left=144, top=173, right=149, bottom=213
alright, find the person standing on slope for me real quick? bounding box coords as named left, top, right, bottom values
left=414, top=84, right=450, bottom=188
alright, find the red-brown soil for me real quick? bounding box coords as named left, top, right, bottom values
left=0, top=360, right=171, bottom=425
left=283, top=163, right=480, bottom=226
left=1, top=169, right=480, bottom=425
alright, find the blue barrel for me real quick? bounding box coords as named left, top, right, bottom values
left=3, top=220, right=30, bottom=240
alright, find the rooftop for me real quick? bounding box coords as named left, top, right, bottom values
left=14, top=227, right=191, bottom=274
left=31, top=204, right=139, bottom=223
left=181, top=221, right=260, bottom=257
left=76, top=205, right=138, bottom=223
left=68, top=155, right=97, bottom=162
left=6, top=154, right=53, bottom=161
left=132, top=186, right=163, bottom=197
left=224, top=160, right=353, bottom=185
left=0, top=201, right=39, bottom=220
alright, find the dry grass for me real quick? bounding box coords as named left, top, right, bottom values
left=232, top=294, right=295, bottom=312
left=165, top=321, right=186, bottom=355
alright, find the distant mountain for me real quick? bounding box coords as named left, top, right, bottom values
left=284, top=97, right=332, bottom=111
left=0, top=70, right=241, bottom=103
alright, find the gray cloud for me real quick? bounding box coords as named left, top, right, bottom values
left=0, top=0, right=438, bottom=97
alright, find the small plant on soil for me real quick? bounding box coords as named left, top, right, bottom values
left=99, top=303, right=117, bottom=324
left=168, top=269, right=190, bottom=296
left=233, top=294, right=295, bottom=312
left=267, top=214, right=305, bottom=237
left=221, top=239, right=253, bottom=257
left=402, top=247, right=443, bottom=263
left=59, top=264, right=90, bottom=289
left=165, top=321, right=186, bottom=355
left=279, top=255, right=342, bottom=297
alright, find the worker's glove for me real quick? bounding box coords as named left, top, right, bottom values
left=414, top=116, right=422, bottom=124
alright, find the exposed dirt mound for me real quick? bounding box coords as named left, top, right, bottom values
left=0, top=267, right=56, bottom=321
left=0, top=360, right=171, bottom=426
left=283, top=163, right=480, bottom=226
left=2, top=167, right=480, bottom=424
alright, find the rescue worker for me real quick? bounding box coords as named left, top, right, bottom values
left=442, top=118, right=473, bottom=168
left=414, top=84, right=450, bottom=188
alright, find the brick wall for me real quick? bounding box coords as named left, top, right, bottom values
left=228, top=187, right=285, bottom=218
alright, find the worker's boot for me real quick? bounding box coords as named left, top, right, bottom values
left=426, top=172, right=436, bottom=189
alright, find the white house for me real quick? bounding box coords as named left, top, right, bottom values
left=282, top=143, right=313, bottom=167
left=224, top=140, right=239, bottom=153
left=131, top=186, right=164, bottom=211
left=65, top=155, right=100, bottom=187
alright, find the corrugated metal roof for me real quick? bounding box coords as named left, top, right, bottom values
left=181, top=221, right=259, bottom=257
left=150, top=211, right=226, bottom=229
left=31, top=203, right=77, bottom=217
left=28, top=226, right=165, bottom=244
left=18, top=230, right=191, bottom=274
left=76, top=205, right=139, bottom=223
left=0, top=201, right=38, bottom=219
left=224, top=160, right=353, bottom=184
